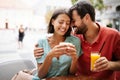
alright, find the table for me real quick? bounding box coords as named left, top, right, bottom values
left=42, top=76, right=81, bottom=80
left=42, top=75, right=98, bottom=80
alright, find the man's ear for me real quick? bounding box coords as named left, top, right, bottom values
left=83, top=13, right=90, bottom=23
left=85, top=14, right=90, bottom=20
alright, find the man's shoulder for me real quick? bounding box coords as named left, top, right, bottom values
left=97, top=22, right=119, bottom=35
left=102, top=26, right=119, bottom=35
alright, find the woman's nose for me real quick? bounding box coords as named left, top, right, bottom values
left=62, top=23, right=67, bottom=28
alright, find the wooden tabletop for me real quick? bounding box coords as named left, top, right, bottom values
left=42, top=75, right=100, bottom=80
left=42, top=76, right=81, bottom=80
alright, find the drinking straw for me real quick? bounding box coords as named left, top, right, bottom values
left=99, top=41, right=105, bottom=55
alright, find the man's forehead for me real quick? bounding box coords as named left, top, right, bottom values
left=72, top=10, right=78, bottom=16
left=72, top=10, right=80, bottom=18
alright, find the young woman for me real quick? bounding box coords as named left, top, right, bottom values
left=18, top=25, right=25, bottom=49
left=33, top=8, right=82, bottom=80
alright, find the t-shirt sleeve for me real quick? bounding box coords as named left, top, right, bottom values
left=36, top=39, right=46, bottom=63
left=74, top=37, right=82, bottom=57
left=66, top=35, right=82, bottom=57
left=113, top=32, right=120, bottom=60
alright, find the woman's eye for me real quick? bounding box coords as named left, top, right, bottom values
left=59, top=22, right=63, bottom=24
left=59, top=21, right=70, bottom=25
left=66, top=23, right=70, bottom=25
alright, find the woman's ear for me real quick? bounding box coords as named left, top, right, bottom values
left=51, top=19, right=55, bottom=25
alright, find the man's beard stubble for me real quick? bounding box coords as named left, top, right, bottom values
left=75, top=23, right=88, bottom=34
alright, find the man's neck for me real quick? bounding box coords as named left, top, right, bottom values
left=84, top=22, right=99, bottom=44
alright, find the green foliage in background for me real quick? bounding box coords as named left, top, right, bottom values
left=45, top=10, right=53, bottom=24
left=71, top=0, right=78, bottom=5
left=90, top=0, right=105, bottom=11
left=71, top=0, right=105, bottom=11
left=45, top=0, right=105, bottom=24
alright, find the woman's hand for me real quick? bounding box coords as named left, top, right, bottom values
left=66, top=44, right=77, bottom=58
left=59, top=43, right=78, bottom=74
left=48, top=44, right=68, bottom=58
left=59, top=42, right=77, bottom=59
left=34, top=44, right=44, bottom=58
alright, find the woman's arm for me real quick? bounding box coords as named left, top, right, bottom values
left=64, top=43, right=78, bottom=74
left=36, top=44, right=68, bottom=78
left=38, top=54, right=53, bottom=78
left=34, top=44, right=53, bottom=78
left=69, top=55, right=78, bottom=74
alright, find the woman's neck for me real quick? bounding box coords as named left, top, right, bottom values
left=48, top=34, right=65, bottom=49
left=52, top=34, right=65, bottom=43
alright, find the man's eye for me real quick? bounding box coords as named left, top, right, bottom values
left=72, top=20, right=75, bottom=23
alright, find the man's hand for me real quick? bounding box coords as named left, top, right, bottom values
left=34, top=44, right=44, bottom=58
left=94, top=57, right=110, bottom=72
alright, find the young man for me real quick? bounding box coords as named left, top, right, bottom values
left=69, top=1, right=120, bottom=80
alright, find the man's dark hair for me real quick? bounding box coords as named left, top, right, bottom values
left=69, top=1, right=95, bottom=21
left=48, top=8, right=72, bottom=37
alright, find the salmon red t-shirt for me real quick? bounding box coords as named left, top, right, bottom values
left=76, top=23, right=120, bottom=80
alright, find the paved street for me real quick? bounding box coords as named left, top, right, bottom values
left=0, top=29, right=47, bottom=67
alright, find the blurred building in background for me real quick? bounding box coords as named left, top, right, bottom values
left=102, top=0, right=120, bottom=31
left=0, top=0, right=72, bottom=32
left=0, top=0, right=72, bottom=65
left=0, top=0, right=119, bottom=31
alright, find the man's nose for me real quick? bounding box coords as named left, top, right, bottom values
left=74, top=22, right=78, bottom=27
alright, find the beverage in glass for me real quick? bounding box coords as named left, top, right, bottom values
left=90, top=52, right=100, bottom=71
